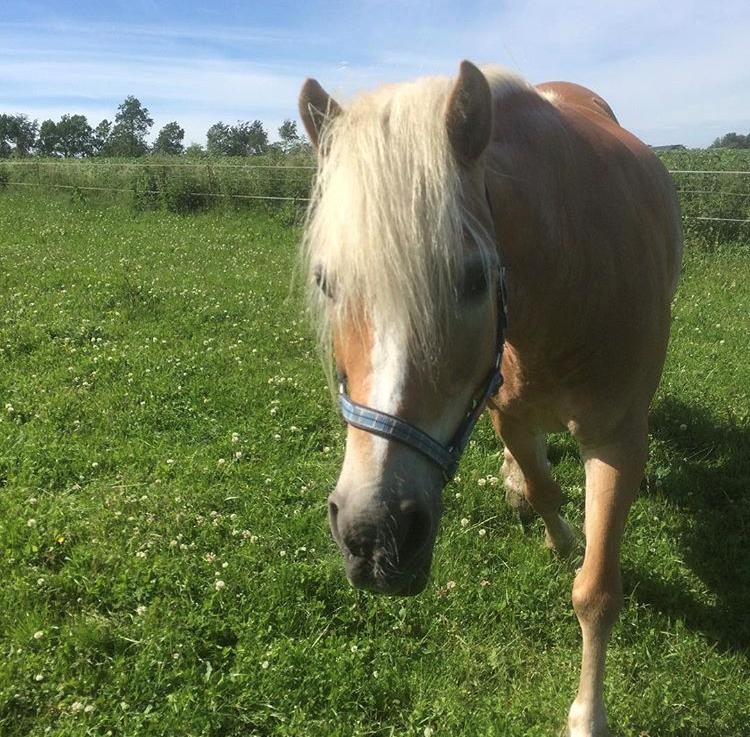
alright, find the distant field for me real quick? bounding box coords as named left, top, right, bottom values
left=0, top=189, right=749, bottom=737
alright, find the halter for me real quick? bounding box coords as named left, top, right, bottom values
left=337, top=263, right=507, bottom=482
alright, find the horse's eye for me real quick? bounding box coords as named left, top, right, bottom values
left=314, top=264, right=335, bottom=299
left=459, top=262, right=489, bottom=301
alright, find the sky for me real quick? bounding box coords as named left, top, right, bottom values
left=1, top=0, right=749, bottom=148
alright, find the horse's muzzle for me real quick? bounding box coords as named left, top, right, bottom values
left=328, top=493, right=436, bottom=596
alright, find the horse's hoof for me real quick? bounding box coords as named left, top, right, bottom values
left=544, top=516, right=579, bottom=558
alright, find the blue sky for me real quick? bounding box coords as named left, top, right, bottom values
left=2, top=1, right=748, bottom=147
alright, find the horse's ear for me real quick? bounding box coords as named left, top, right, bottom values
left=299, top=78, right=342, bottom=152
left=445, top=60, right=492, bottom=163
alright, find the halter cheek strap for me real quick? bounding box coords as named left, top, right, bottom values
left=337, top=268, right=507, bottom=482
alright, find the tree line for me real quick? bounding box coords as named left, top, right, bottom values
left=709, top=132, right=750, bottom=149
left=0, top=96, right=308, bottom=158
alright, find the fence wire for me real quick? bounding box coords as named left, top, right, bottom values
left=2, top=162, right=749, bottom=223
left=5, top=180, right=310, bottom=202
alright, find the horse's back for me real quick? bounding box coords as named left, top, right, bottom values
left=536, top=81, right=620, bottom=125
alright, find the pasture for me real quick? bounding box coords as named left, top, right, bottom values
left=0, top=178, right=749, bottom=735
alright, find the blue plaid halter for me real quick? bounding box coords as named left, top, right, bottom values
left=337, top=264, right=507, bottom=482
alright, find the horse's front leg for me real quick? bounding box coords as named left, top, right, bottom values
left=490, top=411, right=576, bottom=556
left=568, top=422, right=646, bottom=737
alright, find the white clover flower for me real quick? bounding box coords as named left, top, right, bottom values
left=33, top=630, right=44, bottom=640
left=136, top=605, right=146, bottom=616
left=214, top=579, right=226, bottom=591
left=27, top=518, right=37, bottom=528
left=478, top=528, right=487, bottom=537
left=460, top=518, right=469, bottom=528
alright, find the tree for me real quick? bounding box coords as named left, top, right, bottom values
left=92, top=119, right=112, bottom=156
left=709, top=132, right=749, bottom=149
left=55, top=114, right=93, bottom=157
left=244, top=120, right=269, bottom=155
left=34, top=115, right=93, bottom=157
left=107, top=96, right=154, bottom=156
left=36, top=119, right=60, bottom=156
left=184, top=142, right=205, bottom=157
left=277, top=119, right=301, bottom=153
left=152, top=121, right=185, bottom=155
left=206, top=120, right=269, bottom=156
left=206, top=122, right=233, bottom=156
left=0, top=114, right=38, bottom=157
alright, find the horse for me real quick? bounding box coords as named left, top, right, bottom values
left=298, top=61, right=682, bottom=737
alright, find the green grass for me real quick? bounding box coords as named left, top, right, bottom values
left=0, top=190, right=748, bottom=736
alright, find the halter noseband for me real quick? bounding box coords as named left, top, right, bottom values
left=337, top=265, right=507, bottom=482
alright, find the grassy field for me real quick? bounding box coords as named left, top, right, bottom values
left=0, top=189, right=749, bottom=736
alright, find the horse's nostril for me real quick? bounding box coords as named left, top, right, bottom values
left=399, top=501, right=432, bottom=564
left=328, top=500, right=340, bottom=541
left=342, top=525, right=376, bottom=560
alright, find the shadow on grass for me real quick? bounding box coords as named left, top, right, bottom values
left=624, top=395, right=750, bottom=654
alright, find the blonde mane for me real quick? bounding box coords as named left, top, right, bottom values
left=302, top=67, right=530, bottom=367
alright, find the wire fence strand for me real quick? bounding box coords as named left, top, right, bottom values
left=5, top=180, right=311, bottom=202
left=3, top=163, right=750, bottom=223
left=1, top=160, right=317, bottom=170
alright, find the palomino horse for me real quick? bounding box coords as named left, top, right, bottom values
left=299, top=61, right=682, bottom=737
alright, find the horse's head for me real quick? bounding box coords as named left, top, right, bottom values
left=300, top=61, right=502, bottom=595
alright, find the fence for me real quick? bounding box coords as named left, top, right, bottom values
left=1, top=158, right=749, bottom=233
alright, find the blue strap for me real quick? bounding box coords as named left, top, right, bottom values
left=338, top=364, right=502, bottom=481
left=338, top=391, right=458, bottom=475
